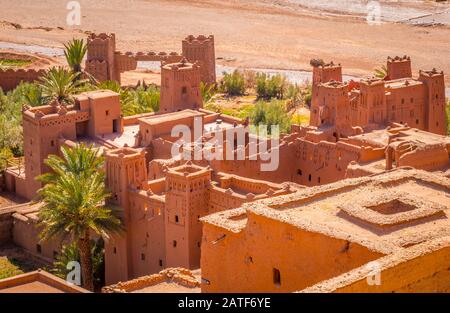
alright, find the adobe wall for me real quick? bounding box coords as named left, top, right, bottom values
left=396, top=144, right=449, bottom=170
left=301, top=238, right=450, bottom=293
left=102, top=268, right=199, bottom=293
left=164, top=166, right=211, bottom=270
left=0, top=69, right=46, bottom=92
left=201, top=210, right=385, bottom=293
left=211, top=139, right=298, bottom=184
left=385, top=80, right=425, bottom=129
left=127, top=190, right=166, bottom=279
left=182, top=35, right=216, bottom=85
left=0, top=208, right=14, bottom=245
left=387, top=56, right=412, bottom=80
left=12, top=212, right=62, bottom=263
left=292, top=139, right=362, bottom=186
left=159, top=60, right=203, bottom=113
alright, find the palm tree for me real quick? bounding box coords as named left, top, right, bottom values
left=39, top=67, right=80, bottom=105
left=64, top=39, right=87, bottom=74
left=37, top=144, right=123, bottom=291
left=52, top=240, right=105, bottom=289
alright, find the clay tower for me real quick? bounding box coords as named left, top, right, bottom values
left=160, top=58, right=203, bottom=113
left=164, top=163, right=211, bottom=269
left=182, top=35, right=216, bottom=85
left=386, top=56, right=412, bottom=80
left=418, top=68, right=447, bottom=135
left=85, top=33, right=118, bottom=82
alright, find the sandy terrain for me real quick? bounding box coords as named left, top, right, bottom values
left=0, top=0, right=449, bottom=84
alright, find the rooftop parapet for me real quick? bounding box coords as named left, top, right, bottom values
left=320, top=80, right=348, bottom=89
left=87, top=32, right=116, bottom=42
left=162, top=58, right=200, bottom=71
left=104, top=147, right=145, bottom=159
left=419, top=68, right=445, bottom=77
left=387, top=55, right=411, bottom=63
left=310, top=59, right=341, bottom=69
left=183, top=34, right=214, bottom=45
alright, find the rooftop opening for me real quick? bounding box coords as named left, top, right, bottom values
left=367, top=199, right=416, bottom=215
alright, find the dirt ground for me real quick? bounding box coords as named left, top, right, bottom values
left=0, top=0, right=449, bottom=84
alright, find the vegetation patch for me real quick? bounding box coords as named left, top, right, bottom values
left=446, top=100, right=450, bottom=135
left=0, top=59, right=32, bottom=69
left=0, top=256, right=24, bottom=280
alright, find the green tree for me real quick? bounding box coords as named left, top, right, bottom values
left=0, top=147, right=13, bottom=172
left=64, top=39, right=88, bottom=74
left=37, top=144, right=123, bottom=291
left=251, top=100, right=291, bottom=134
left=39, top=67, right=81, bottom=105
left=219, top=70, right=245, bottom=96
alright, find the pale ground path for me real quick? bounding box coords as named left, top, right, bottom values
left=0, top=0, right=449, bottom=86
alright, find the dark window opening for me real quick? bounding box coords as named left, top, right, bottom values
left=416, top=119, right=419, bottom=125
left=318, top=177, right=321, bottom=184
left=112, top=119, right=119, bottom=133
left=182, top=86, right=187, bottom=94
left=175, top=215, right=179, bottom=223
left=141, top=253, right=145, bottom=261
left=36, top=244, right=42, bottom=254
left=159, top=259, right=163, bottom=267
left=297, top=169, right=302, bottom=176
left=113, top=247, right=117, bottom=254
left=106, top=110, right=109, bottom=116
left=50, top=140, right=55, bottom=147
left=197, top=242, right=201, bottom=248
left=308, top=174, right=312, bottom=182
left=273, top=268, right=281, bottom=287
left=173, top=240, right=177, bottom=248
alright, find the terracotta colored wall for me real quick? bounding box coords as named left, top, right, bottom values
left=418, top=70, right=447, bottom=135
left=128, top=191, right=166, bottom=278
left=201, top=211, right=385, bottom=293
left=12, top=215, right=62, bottom=262
left=160, top=62, right=203, bottom=113
left=307, top=244, right=450, bottom=293
left=0, top=209, right=13, bottom=245
left=387, top=56, right=412, bottom=80
left=182, top=35, right=216, bottom=84
left=164, top=169, right=211, bottom=269
left=0, top=69, right=46, bottom=92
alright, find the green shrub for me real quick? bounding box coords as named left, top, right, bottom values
left=251, top=100, right=291, bottom=134
left=200, top=82, right=216, bottom=104
left=446, top=100, right=450, bottom=135
left=255, top=73, right=287, bottom=100
left=97, top=81, right=160, bottom=116
left=0, top=147, right=13, bottom=172
left=52, top=240, right=105, bottom=290
left=219, top=70, right=245, bottom=96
